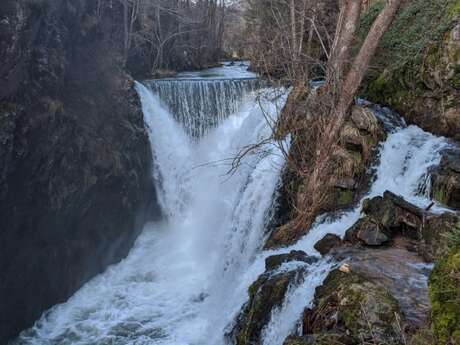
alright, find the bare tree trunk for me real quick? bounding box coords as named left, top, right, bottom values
left=325, top=0, right=362, bottom=90
left=274, top=0, right=403, bottom=244
left=290, top=0, right=297, bottom=59
left=326, top=0, right=404, bottom=140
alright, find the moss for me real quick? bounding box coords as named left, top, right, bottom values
left=311, top=270, right=400, bottom=343
left=350, top=149, right=362, bottom=164
left=448, top=0, right=460, bottom=16
left=434, top=187, right=448, bottom=205
left=336, top=189, right=353, bottom=206
left=449, top=65, right=460, bottom=89
left=429, top=246, right=460, bottom=344
left=445, top=222, right=460, bottom=252
left=236, top=271, right=297, bottom=345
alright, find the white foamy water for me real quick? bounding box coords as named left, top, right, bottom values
left=13, top=65, right=453, bottom=345
left=260, top=126, right=452, bottom=345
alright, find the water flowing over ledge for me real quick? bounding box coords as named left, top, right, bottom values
left=12, top=63, right=456, bottom=345
left=145, top=78, right=260, bottom=138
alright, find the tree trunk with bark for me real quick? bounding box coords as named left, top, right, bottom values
left=269, top=0, right=404, bottom=247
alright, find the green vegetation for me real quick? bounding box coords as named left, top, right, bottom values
left=429, top=223, right=460, bottom=344
left=358, top=0, right=460, bottom=139
left=358, top=0, right=454, bottom=74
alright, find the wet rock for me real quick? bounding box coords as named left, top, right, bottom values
left=265, top=250, right=317, bottom=271
left=431, top=149, right=460, bottom=209
left=302, top=269, right=403, bottom=345
left=330, top=247, right=432, bottom=324
left=229, top=269, right=304, bottom=345
left=314, top=234, right=342, bottom=255
left=152, top=69, right=177, bottom=79
left=345, top=219, right=389, bottom=246
left=346, top=191, right=425, bottom=246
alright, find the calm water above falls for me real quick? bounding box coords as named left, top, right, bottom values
left=13, top=64, right=453, bottom=345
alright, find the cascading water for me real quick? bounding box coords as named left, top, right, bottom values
left=13, top=63, right=454, bottom=345
left=146, top=79, right=260, bottom=138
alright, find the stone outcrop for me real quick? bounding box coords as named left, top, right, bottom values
left=0, top=0, right=159, bottom=342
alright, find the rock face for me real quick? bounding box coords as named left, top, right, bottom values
left=431, top=149, right=460, bottom=209
left=330, top=247, right=433, bottom=325
left=0, top=0, right=159, bottom=342
left=362, top=0, right=460, bottom=141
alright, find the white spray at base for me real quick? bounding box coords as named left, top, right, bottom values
left=13, top=69, right=452, bottom=345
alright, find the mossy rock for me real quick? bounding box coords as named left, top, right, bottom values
left=231, top=269, right=303, bottom=345
left=304, top=269, right=402, bottom=344
left=429, top=245, right=460, bottom=344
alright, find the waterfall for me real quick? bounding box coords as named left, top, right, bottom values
left=144, top=78, right=260, bottom=138
left=12, top=71, right=288, bottom=345
left=12, top=64, right=453, bottom=345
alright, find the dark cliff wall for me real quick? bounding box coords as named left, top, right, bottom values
left=0, top=0, right=160, bottom=342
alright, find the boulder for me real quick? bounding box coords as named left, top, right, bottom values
left=302, top=269, right=403, bottom=345
left=314, top=234, right=342, bottom=255
left=265, top=250, right=317, bottom=271
left=344, top=191, right=425, bottom=247
left=229, top=269, right=304, bottom=345
left=345, top=219, right=389, bottom=246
